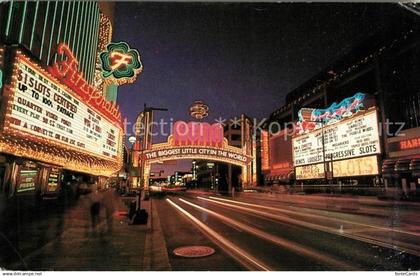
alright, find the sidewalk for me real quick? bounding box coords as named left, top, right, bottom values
left=5, top=192, right=170, bottom=271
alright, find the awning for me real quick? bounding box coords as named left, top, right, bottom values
left=395, top=159, right=411, bottom=172
left=410, top=158, right=420, bottom=176
left=382, top=157, right=420, bottom=177
left=265, top=170, right=294, bottom=183
left=382, top=159, right=397, bottom=177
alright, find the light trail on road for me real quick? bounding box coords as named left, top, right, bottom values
left=197, top=196, right=420, bottom=257
left=178, top=197, right=356, bottom=270
left=165, top=198, right=272, bottom=271
left=208, top=196, right=420, bottom=238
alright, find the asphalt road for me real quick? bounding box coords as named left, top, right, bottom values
left=153, top=192, right=420, bottom=271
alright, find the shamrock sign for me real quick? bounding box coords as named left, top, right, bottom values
left=100, top=42, right=143, bottom=86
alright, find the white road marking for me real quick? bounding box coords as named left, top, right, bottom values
left=179, top=197, right=356, bottom=270
left=198, top=196, right=420, bottom=257
left=208, top=196, right=420, bottom=237
left=165, top=198, right=272, bottom=271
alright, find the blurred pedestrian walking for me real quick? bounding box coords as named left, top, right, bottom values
left=102, top=187, right=117, bottom=233
left=88, top=184, right=102, bottom=232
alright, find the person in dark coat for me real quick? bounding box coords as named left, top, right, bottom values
left=88, top=184, right=101, bottom=231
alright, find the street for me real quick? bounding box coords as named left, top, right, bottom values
left=1, top=190, right=420, bottom=271
left=154, top=191, right=420, bottom=271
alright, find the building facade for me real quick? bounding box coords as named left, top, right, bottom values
left=262, top=15, right=420, bottom=197
left=0, top=1, right=102, bottom=84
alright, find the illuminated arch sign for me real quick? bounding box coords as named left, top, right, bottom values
left=137, top=117, right=257, bottom=189
left=142, top=121, right=250, bottom=166
left=144, top=145, right=250, bottom=166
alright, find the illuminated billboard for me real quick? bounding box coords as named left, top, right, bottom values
left=293, top=109, right=380, bottom=167
left=261, top=130, right=270, bottom=171
left=0, top=49, right=123, bottom=176
left=333, top=155, right=379, bottom=177
left=295, top=155, right=379, bottom=180
left=7, top=54, right=121, bottom=160
left=295, top=163, right=324, bottom=180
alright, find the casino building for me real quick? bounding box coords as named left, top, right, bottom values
left=0, top=2, right=124, bottom=200
left=195, top=115, right=257, bottom=191
left=262, top=8, right=420, bottom=197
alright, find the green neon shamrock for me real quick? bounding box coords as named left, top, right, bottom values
left=100, top=42, right=142, bottom=84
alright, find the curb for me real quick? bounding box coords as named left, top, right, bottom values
left=142, top=199, right=171, bottom=271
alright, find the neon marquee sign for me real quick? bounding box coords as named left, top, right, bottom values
left=296, top=92, right=365, bottom=134
left=400, top=138, right=420, bottom=150
left=48, top=43, right=122, bottom=124
left=8, top=52, right=121, bottom=160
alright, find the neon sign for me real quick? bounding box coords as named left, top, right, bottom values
left=297, top=92, right=365, bottom=134
left=261, top=130, right=270, bottom=171
left=189, top=100, right=209, bottom=119
left=173, top=121, right=224, bottom=147
left=0, top=69, right=3, bottom=89
left=99, top=41, right=142, bottom=86
left=400, top=138, right=420, bottom=150
left=8, top=52, right=122, bottom=160
left=48, top=43, right=122, bottom=125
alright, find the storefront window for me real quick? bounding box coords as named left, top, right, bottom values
left=17, top=168, right=38, bottom=193
left=46, top=169, right=60, bottom=193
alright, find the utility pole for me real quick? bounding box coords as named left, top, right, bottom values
left=310, top=119, right=329, bottom=187
left=134, top=104, right=168, bottom=193
left=320, top=122, right=328, bottom=186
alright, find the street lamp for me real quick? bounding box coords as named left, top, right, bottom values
left=128, top=136, right=136, bottom=148
left=128, top=136, right=136, bottom=190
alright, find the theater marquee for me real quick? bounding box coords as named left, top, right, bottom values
left=0, top=48, right=123, bottom=176
left=293, top=109, right=380, bottom=167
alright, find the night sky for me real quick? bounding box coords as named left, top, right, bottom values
left=113, top=3, right=413, bottom=174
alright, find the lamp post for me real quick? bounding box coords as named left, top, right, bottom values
left=320, top=122, right=330, bottom=186
left=128, top=136, right=136, bottom=190
left=134, top=104, right=168, bottom=194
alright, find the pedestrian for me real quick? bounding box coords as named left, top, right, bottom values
left=102, top=187, right=117, bottom=233
left=88, top=183, right=102, bottom=232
